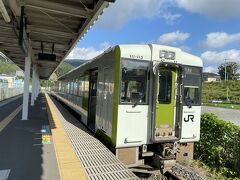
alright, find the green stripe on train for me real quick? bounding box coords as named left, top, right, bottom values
left=111, top=46, right=121, bottom=146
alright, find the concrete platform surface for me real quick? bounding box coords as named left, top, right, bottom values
left=0, top=94, right=60, bottom=180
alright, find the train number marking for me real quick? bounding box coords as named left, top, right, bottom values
left=184, top=115, right=194, bottom=122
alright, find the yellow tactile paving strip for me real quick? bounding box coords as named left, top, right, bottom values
left=45, top=93, right=87, bottom=180
left=0, top=105, right=22, bottom=132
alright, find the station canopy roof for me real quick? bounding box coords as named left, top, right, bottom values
left=0, top=0, right=114, bottom=79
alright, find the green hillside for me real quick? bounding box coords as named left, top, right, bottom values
left=55, top=62, right=75, bottom=77
left=0, top=57, right=20, bottom=75
left=65, top=59, right=88, bottom=67
left=202, top=81, right=240, bottom=103
left=54, top=59, right=87, bottom=78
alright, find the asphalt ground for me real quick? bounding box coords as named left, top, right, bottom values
left=0, top=94, right=60, bottom=180
left=0, top=95, right=22, bottom=123
left=202, top=106, right=240, bottom=126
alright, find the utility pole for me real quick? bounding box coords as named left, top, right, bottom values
left=227, top=86, right=229, bottom=101
left=224, top=59, right=229, bottom=102
left=224, top=58, right=227, bottom=81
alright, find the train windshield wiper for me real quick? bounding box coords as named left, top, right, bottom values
left=185, top=97, right=192, bottom=108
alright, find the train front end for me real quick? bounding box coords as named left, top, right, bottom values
left=116, top=45, right=203, bottom=170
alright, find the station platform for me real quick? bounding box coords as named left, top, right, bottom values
left=0, top=94, right=60, bottom=180
left=0, top=93, right=138, bottom=180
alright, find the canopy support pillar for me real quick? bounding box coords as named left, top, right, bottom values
left=31, top=64, right=36, bottom=106
left=22, top=48, right=31, bottom=120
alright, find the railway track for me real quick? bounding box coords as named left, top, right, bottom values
left=164, top=163, right=204, bottom=180
left=133, top=163, right=204, bottom=180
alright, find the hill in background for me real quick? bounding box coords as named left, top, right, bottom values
left=0, top=56, right=21, bottom=75
left=202, top=81, right=240, bottom=103
left=54, top=59, right=89, bottom=78
left=0, top=55, right=88, bottom=78
left=65, top=59, right=88, bottom=67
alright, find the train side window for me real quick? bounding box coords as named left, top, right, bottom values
left=67, top=81, right=70, bottom=94
left=78, top=77, right=83, bottom=96
left=120, top=59, right=149, bottom=104
left=74, top=79, right=78, bottom=95
left=82, top=75, right=89, bottom=110
left=158, top=70, right=172, bottom=104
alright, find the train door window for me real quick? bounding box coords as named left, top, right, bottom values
left=88, top=71, right=98, bottom=131
left=120, top=59, right=149, bottom=104
left=158, top=70, right=172, bottom=104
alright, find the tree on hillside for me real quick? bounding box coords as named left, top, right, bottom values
left=218, top=62, right=239, bottom=80
left=0, top=61, right=20, bottom=75
left=55, top=62, right=74, bottom=77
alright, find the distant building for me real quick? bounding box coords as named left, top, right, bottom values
left=203, top=72, right=221, bottom=82
left=16, top=70, right=24, bottom=77
left=234, top=75, right=240, bottom=81
left=0, top=74, right=15, bottom=88
left=0, top=74, right=23, bottom=88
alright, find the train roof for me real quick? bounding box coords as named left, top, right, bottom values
left=58, top=44, right=203, bottom=80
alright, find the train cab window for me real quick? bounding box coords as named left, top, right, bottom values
left=183, top=66, right=202, bottom=106
left=184, top=86, right=200, bottom=106
left=120, top=59, right=149, bottom=104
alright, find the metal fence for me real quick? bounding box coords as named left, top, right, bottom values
left=0, top=82, right=24, bottom=101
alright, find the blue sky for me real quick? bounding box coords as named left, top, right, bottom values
left=67, top=0, right=240, bottom=73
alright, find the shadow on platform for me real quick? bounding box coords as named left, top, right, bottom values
left=0, top=94, right=60, bottom=180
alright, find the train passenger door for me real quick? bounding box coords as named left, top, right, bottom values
left=88, top=70, right=98, bottom=131
left=100, top=68, right=113, bottom=136
left=154, top=68, right=177, bottom=140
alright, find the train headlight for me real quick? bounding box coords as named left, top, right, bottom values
left=159, top=50, right=167, bottom=59
left=166, top=51, right=175, bottom=60
left=159, top=50, right=176, bottom=60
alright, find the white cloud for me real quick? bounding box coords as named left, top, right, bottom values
left=158, top=31, right=190, bottom=45
left=96, top=0, right=167, bottom=29
left=201, top=49, right=240, bottom=66
left=99, top=42, right=111, bottom=50
left=201, top=49, right=240, bottom=73
left=176, top=0, right=240, bottom=19
left=162, top=13, right=182, bottom=25
left=201, top=32, right=240, bottom=49
left=179, top=46, right=191, bottom=52
left=204, top=66, right=218, bottom=73
left=67, top=42, right=111, bottom=60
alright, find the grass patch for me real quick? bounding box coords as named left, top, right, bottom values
left=202, top=81, right=240, bottom=104
left=203, top=103, right=240, bottom=110
left=195, top=114, right=240, bottom=179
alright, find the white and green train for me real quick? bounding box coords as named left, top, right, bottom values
left=51, top=44, right=202, bottom=168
